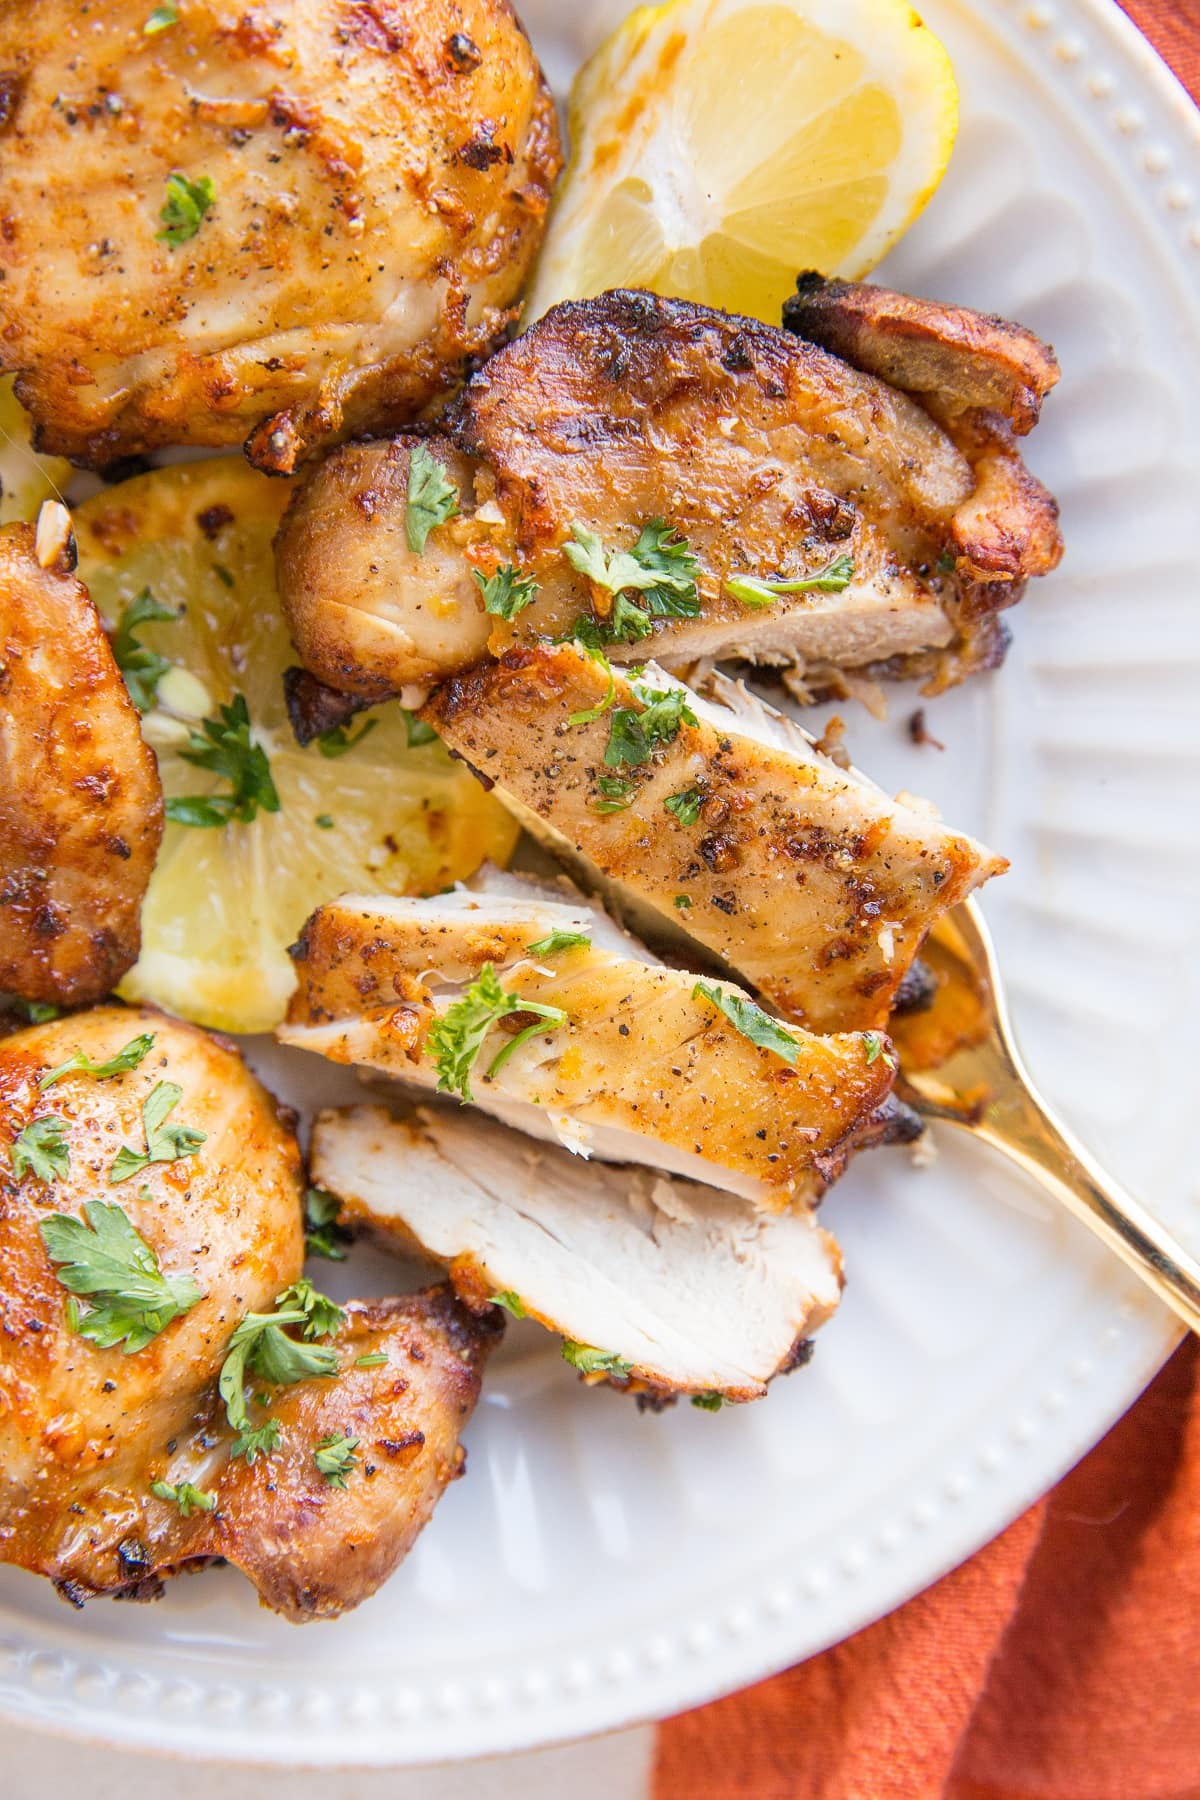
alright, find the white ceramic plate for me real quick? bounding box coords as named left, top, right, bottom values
left=3, top=0, right=1199, bottom=1766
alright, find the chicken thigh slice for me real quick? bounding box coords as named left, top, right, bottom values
left=279, top=884, right=899, bottom=1208
left=312, top=1103, right=843, bottom=1403
left=0, top=0, right=560, bottom=472
left=0, top=1006, right=499, bottom=1621
left=0, top=508, right=163, bottom=1007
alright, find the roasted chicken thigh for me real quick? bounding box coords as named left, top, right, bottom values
left=0, top=0, right=561, bottom=472
left=0, top=1007, right=499, bottom=1620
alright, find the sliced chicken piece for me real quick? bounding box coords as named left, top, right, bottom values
left=279, top=884, right=897, bottom=1208
left=0, top=1006, right=499, bottom=1621
left=423, top=643, right=1005, bottom=1034
left=276, top=289, right=1062, bottom=700
left=0, top=508, right=163, bottom=1006
left=311, top=1103, right=844, bottom=1402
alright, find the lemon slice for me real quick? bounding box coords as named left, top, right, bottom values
left=0, top=377, right=71, bottom=524
left=526, top=0, right=958, bottom=324
left=74, top=460, right=518, bottom=1034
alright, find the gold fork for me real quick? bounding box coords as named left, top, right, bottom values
left=892, top=899, right=1200, bottom=1336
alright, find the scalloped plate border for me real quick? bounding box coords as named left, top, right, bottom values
left=1, top=0, right=1198, bottom=1765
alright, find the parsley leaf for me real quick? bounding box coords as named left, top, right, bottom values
left=12, top=1115, right=70, bottom=1183
left=561, top=1340, right=633, bottom=1379
left=402, top=709, right=437, bottom=748
left=355, top=1351, right=388, bottom=1368
left=525, top=930, right=590, bottom=958
left=144, top=2, right=178, bottom=31
left=110, top=589, right=178, bottom=713
left=726, top=554, right=854, bottom=609
left=219, top=1286, right=342, bottom=1460
left=474, top=565, right=539, bottom=620
left=937, top=550, right=958, bottom=574
left=315, top=813, right=334, bottom=829
left=664, top=786, right=703, bottom=826
left=564, top=520, right=700, bottom=642
left=109, top=1081, right=206, bottom=1184
left=165, top=693, right=280, bottom=829
left=304, top=1187, right=351, bottom=1262
left=39, top=1032, right=155, bottom=1092
left=490, top=1290, right=526, bottom=1318
left=316, top=717, right=377, bottom=759
left=40, top=1199, right=203, bottom=1352
left=566, top=640, right=618, bottom=726
left=314, top=1433, right=360, bottom=1489
left=275, top=1276, right=346, bottom=1341
left=428, top=963, right=567, bottom=1103
left=692, top=981, right=801, bottom=1065
left=863, top=1029, right=898, bottom=1071
left=674, top=894, right=692, bottom=910
left=604, top=680, right=697, bottom=769
left=593, top=774, right=636, bottom=814
left=158, top=171, right=215, bottom=247
left=12, top=1000, right=61, bottom=1024
left=406, top=445, right=459, bottom=553
left=233, top=1419, right=281, bottom=1465
left=691, top=1392, right=724, bottom=1412
left=151, top=1479, right=216, bottom=1516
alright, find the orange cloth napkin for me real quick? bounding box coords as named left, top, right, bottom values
left=655, top=18, right=1199, bottom=1792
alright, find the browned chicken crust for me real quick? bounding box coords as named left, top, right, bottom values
left=0, top=514, right=163, bottom=1006
left=0, top=0, right=561, bottom=473
left=0, top=1007, right=500, bottom=1621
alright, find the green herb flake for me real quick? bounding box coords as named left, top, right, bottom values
left=664, top=786, right=703, bottom=827
left=937, top=550, right=957, bottom=574
left=474, top=564, right=539, bottom=620
left=304, top=1186, right=351, bottom=1262
left=561, top=1340, right=633, bottom=1379
left=212, top=562, right=235, bottom=589
left=110, top=588, right=178, bottom=713
left=566, top=640, right=618, bottom=726
left=151, top=1479, right=216, bottom=1516
left=275, top=1276, right=346, bottom=1341
left=863, top=1029, right=898, bottom=1071
left=489, top=1290, right=527, bottom=1319
left=157, top=171, right=215, bottom=247
left=428, top=963, right=567, bottom=1103
left=691, top=1392, right=724, bottom=1412
left=405, top=445, right=459, bottom=554
left=219, top=1285, right=343, bottom=1462
left=144, top=2, right=178, bottom=32
left=692, top=980, right=801, bottom=1066
left=726, top=554, right=854, bottom=609
left=525, top=930, right=590, bottom=958
left=165, top=693, right=280, bottom=829
left=11, top=1115, right=70, bottom=1183
left=354, top=1352, right=388, bottom=1369
left=109, top=1081, right=206, bottom=1184
left=314, top=813, right=335, bottom=830
left=40, top=1198, right=203, bottom=1352
left=232, top=1419, right=281, bottom=1466
left=604, top=680, right=697, bottom=769
left=402, top=709, right=437, bottom=747
left=564, top=520, right=700, bottom=643
left=40, top=1032, right=155, bottom=1092
left=674, top=894, right=693, bottom=911
left=314, top=1432, right=360, bottom=1489
left=316, top=716, right=377, bottom=759
left=593, top=774, right=636, bottom=814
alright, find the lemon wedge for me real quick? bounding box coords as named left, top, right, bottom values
left=0, top=377, right=71, bottom=524
left=526, top=0, right=958, bottom=324
left=74, top=460, right=518, bottom=1034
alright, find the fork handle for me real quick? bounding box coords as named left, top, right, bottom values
left=976, top=1076, right=1200, bottom=1338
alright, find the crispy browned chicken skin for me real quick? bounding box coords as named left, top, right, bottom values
left=276, top=288, right=1061, bottom=700
left=0, top=1006, right=501, bottom=1621
left=0, top=510, right=163, bottom=1007
left=0, top=0, right=560, bottom=473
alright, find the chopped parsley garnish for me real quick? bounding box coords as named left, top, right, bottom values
left=593, top=774, right=636, bottom=814
left=110, top=588, right=178, bottom=713
left=402, top=709, right=437, bottom=748
left=314, top=1433, right=360, bottom=1488
left=158, top=172, right=215, bottom=247
left=316, top=716, right=377, bottom=759
left=405, top=445, right=459, bottom=553
left=304, top=1187, right=351, bottom=1262
left=474, top=564, right=538, bottom=620
left=726, top=554, right=854, bottom=609
left=11, top=1115, right=70, bottom=1183
left=937, top=550, right=957, bottom=574
left=566, top=640, right=618, bottom=726
left=315, top=813, right=335, bottom=830
left=11, top=1000, right=61, bottom=1024
left=525, top=930, right=590, bottom=958
left=39, top=1032, right=155, bottom=1092
left=674, top=894, right=693, bottom=910
left=165, top=693, right=280, bottom=829
left=863, top=1030, right=898, bottom=1071
left=212, top=563, right=235, bottom=588
left=664, top=786, right=703, bottom=827
left=144, top=2, right=178, bottom=32
left=561, top=1340, right=633, bottom=1379
left=219, top=1284, right=343, bottom=1462
left=692, top=981, right=801, bottom=1066
left=691, top=1392, right=724, bottom=1411
left=355, top=1352, right=388, bottom=1369
left=40, top=1199, right=203, bottom=1352
left=428, top=964, right=567, bottom=1103
left=489, top=1290, right=527, bottom=1318
left=564, top=520, right=700, bottom=642
left=151, top=1479, right=216, bottom=1517
left=109, top=1081, right=206, bottom=1184
left=604, top=680, right=697, bottom=769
